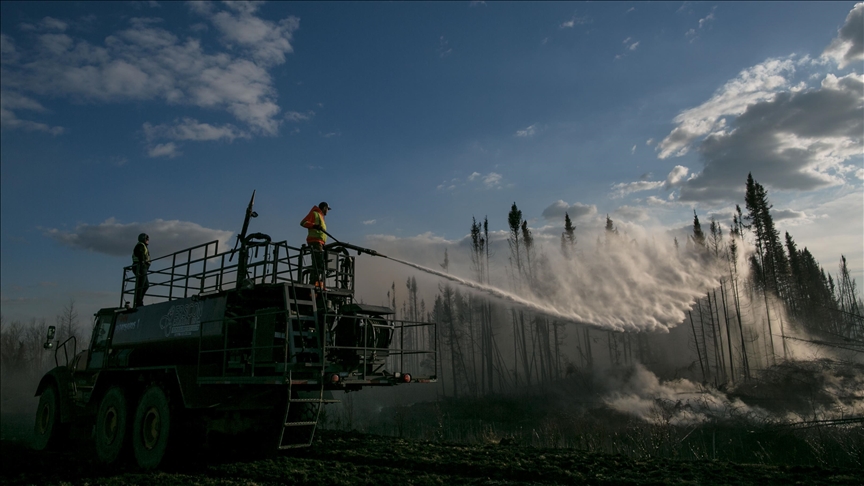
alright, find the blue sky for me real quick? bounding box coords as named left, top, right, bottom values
left=1, top=1, right=862, bottom=324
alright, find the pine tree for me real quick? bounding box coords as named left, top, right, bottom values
left=561, top=212, right=576, bottom=258
left=691, top=210, right=706, bottom=249
left=744, top=173, right=791, bottom=361
left=507, top=203, right=524, bottom=280
left=604, top=215, right=618, bottom=248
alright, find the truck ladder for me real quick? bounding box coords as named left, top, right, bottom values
left=285, top=285, right=323, bottom=364
left=277, top=371, right=339, bottom=449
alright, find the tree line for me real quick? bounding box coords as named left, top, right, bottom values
left=1, top=299, right=86, bottom=382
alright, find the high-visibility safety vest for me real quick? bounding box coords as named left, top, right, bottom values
left=132, top=242, right=150, bottom=267
left=300, top=206, right=327, bottom=245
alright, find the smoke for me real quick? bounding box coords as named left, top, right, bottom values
left=601, top=364, right=771, bottom=426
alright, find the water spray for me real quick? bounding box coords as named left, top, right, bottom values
left=385, top=256, right=596, bottom=327
left=325, top=229, right=595, bottom=327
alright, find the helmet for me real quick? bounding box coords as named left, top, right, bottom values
left=319, top=202, right=331, bottom=210
left=138, top=233, right=149, bottom=243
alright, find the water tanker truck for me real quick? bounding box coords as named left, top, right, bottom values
left=31, top=193, right=437, bottom=468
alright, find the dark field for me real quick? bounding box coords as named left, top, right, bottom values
left=1, top=422, right=861, bottom=486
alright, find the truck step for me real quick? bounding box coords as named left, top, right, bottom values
left=289, top=398, right=340, bottom=403
left=284, top=421, right=317, bottom=427
left=279, top=443, right=313, bottom=449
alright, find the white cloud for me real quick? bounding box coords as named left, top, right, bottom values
left=0, top=90, right=64, bottom=134
left=664, top=165, right=690, bottom=189
left=442, top=172, right=503, bottom=191
left=609, top=166, right=691, bottom=198
left=628, top=41, right=640, bottom=51
left=482, top=172, right=502, bottom=188
left=515, top=123, right=537, bottom=137
left=143, top=117, right=247, bottom=142
left=610, top=180, right=664, bottom=198
left=657, top=56, right=799, bottom=159
left=285, top=110, right=314, bottom=122
left=363, top=220, right=377, bottom=225
left=560, top=14, right=589, bottom=29
left=542, top=200, right=597, bottom=221
left=147, top=142, right=179, bottom=158
left=1, top=6, right=299, bottom=139
left=822, top=3, right=864, bottom=69
left=772, top=208, right=807, bottom=221
left=631, top=145, right=637, bottom=154
left=203, top=5, right=300, bottom=66
left=698, top=11, right=716, bottom=29
left=677, top=72, right=863, bottom=202
left=44, top=218, right=234, bottom=257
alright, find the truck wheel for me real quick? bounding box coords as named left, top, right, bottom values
left=132, top=385, right=171, bottom=469
left=31, top=385, right=62, bottom=451
left=96, top=387, right=128, bottom=464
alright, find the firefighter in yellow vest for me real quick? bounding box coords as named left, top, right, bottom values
left=132, top=233, right=151, bottom=307
left=300, top=202, right=330, bottom=288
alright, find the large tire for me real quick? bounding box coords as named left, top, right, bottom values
left=132, top=385, right=171, bottom=469
left=95, top=387, right=128, bottom=464
left=31, top=385, right=62, bottom=451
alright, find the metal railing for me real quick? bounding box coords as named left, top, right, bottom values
left=121, top=240, right=357, bottom=306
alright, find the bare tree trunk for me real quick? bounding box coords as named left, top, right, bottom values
left=720, top=281, right=735, bottom=383
left=689, top=310, right=706, bottom=382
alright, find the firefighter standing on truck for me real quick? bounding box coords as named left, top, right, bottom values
left=132, top=233, right=151, bottom=307
left=300, top=202, right=330, bottom=288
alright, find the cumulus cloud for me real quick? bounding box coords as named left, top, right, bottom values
left=192, top=1, right=300, bottom=66
left=772, top=208, right=807, bottom=221
left=44, top=218, right=234, bottom=257
left=143, top=117, right=247, bottom=142
left=657, top=11, right=863, bottom=204
left=542, top=200, right=597, bottom=221
left=147, top=142, right=179, bottom=158
left=610, top=180, right=663, bottom=198
left=678, top=72, right=862, bottom=202
left=663, top=165, right=690, bottom=189
left=1, top=5, right=299, bottom=139
left=481, top=172, right=502, bottom=188
left=822, top=3, right=864, bottom=69
left=657, top=57, right=800, bottom=159
left=0, top=90, right=64, bottom=134
left=610, top=166, right=692, bottom=198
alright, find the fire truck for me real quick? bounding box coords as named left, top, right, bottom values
left=32, top=193, right=437, bottom=468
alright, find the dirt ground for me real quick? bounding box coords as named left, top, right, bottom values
left=1, top=417, right=861, bottom=486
